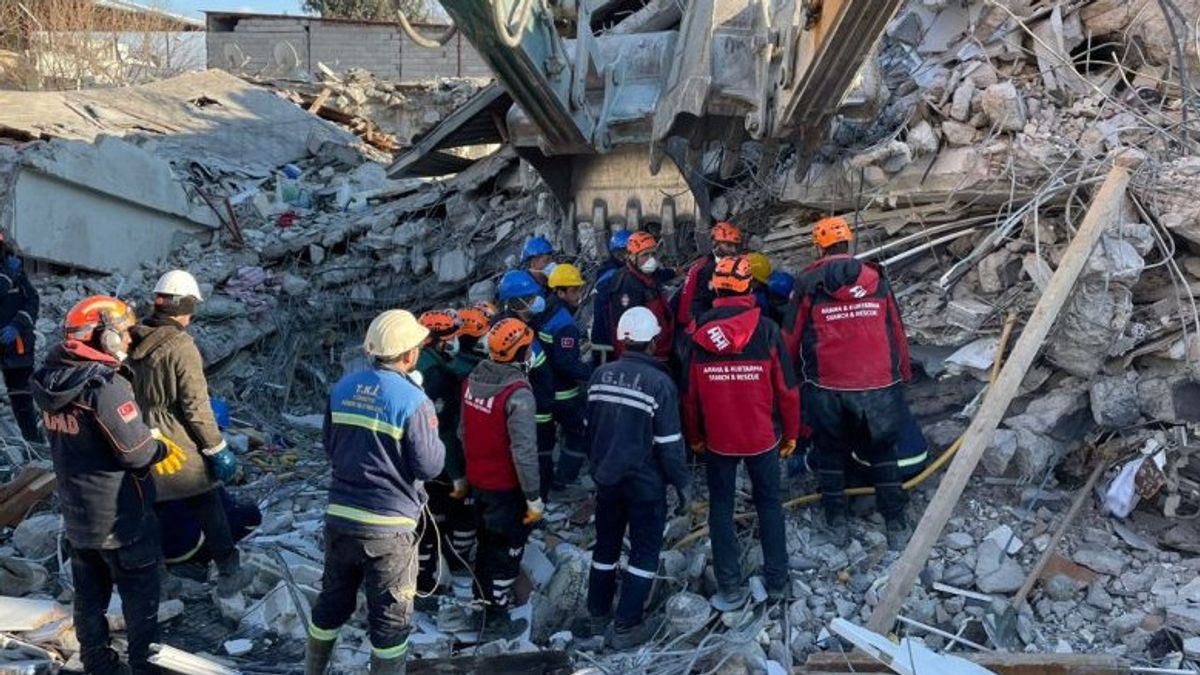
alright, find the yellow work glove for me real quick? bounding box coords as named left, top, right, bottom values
left=779, top=439, right=798, bottom=459
left=523, top=498, right=545, bottom=526
left=450, top=478, right=469, bottom=500
left=151, top=429, right=188, bottom=476
left=690, top=440, right=706, bottom=455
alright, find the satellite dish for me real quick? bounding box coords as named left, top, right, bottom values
left=223, top=43, right=247, bottom=71
left=273, top=41, right=301, bottom=72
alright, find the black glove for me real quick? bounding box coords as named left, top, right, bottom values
left=674, top=484, right=693, bottom=517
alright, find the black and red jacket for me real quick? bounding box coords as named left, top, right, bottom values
left=609, top=264, right=675, bottom=361
left=682, top=295, right=801, bottom=456
left=782, top=254, right=912, bottom=391
left=675, top=255, right=717, bottom=330
left=462, top=379, right=526, bottom=492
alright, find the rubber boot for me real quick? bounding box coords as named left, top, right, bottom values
left=215, top=551, right=254, bottom=598
left=369, top=654, right=407, bottom=674
left=477, top=608, right=529, bottom=641
left=304, top=637, right=336, bottom=675
left=885, top=514, right=911, bottom=551
left=826, top=510, right=850, bottom=548
left=611, top=618, right=663, bottom=651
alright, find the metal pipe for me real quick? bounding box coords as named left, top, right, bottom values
left=895, top=615, right=995, bottom=653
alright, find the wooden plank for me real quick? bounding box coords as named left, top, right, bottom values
left=0, top=467, right=56, bottom=527
left=306, top=87, right=333, bottom=113
left=409, top=650, right=572, bottom=675
left=866, top=153, right=1143, bottom=634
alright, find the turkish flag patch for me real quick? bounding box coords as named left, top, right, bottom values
left=117, top=401, right=138, bottom=423
left=560, top=337, right=575, bottom=349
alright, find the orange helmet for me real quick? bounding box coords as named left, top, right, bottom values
left=64, top=295, right=136, bottom=344
left=487, top=318, right=534, bottom=363
left=812, top=216, right=853, bottom=249
left=627, top=232, right=658, bottom=256
left=712, top=255, right=753, bottom=294
left=473, top=300, right=498, bottom=318
left=711, top=221, right=743, bottom=245
left=419, top=309, right=462, bottom=340
left=457, top=307, right=490, bottom=338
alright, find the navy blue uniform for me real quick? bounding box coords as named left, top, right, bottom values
left=585, top=350, right=688, bottom=630
left=590, top=257, right=624, bottom=358
left=0, top=261, right=40, bottom=441
left=534, top=296, right=593, bottom=487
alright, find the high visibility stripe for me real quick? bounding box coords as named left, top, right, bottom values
left=592, top=561, right=618, bottom=571
left=654, top=433, right=682, bottom=444
left=164, top=531, right=206, bottom=564
left=310, top=624, right=340, bottom=641
left=538, top=331, right=554, bottom=343
left=372, top=640, right=409, bottom=660
left=508, top=547, right=524, bottom=558
left=494, top=577, right=516, bottom=587
left=588, top=393, right=654, bottom=414
left=589, top=383, right=657, bottom=407
left=330, top=412, right=404, bottom=440
left=850, top=450, right=928, bottom=469
left=532, top=352, right=547, bottom=367
left=555, top=387, right=580, bottom=400
left=536, top=413, right=554, bottom=423
left=626, top=565, right=657, bottom=580
left=327, top=504, right=417, bottom=528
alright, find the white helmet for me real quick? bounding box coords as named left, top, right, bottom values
left=154, top=270, right=203, bottom=301
left=616, top=306, right=661, bottom=342
left=364, top=310, right=428, bottom=359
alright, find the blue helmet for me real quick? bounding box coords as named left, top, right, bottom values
left=521, top=236, right=554, bottom=263
left=608, top=230, right=632, bottom=252
left=767, top=271, right=795, bottom=299
left=498, top=270, right=541, bottom=302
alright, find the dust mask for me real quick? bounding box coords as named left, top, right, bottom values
left=527, top=296, right=546, bottom=315
left=639, top=257, right=660, bottom=274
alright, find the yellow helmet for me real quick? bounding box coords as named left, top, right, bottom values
left=746, top=252, right=772, bottom=285
left=364, top=310, right=428, bottom=358
left=547, top=263, right=585, bottom=289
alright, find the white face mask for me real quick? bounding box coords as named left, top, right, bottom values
left=523, top=348, right=536, bottom=371
left=639, top=257, right=660, bottom=274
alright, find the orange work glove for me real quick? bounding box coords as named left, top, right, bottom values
left=779, top=439, right=798, bottom=458
left=523, top=498, right=545, bottom=525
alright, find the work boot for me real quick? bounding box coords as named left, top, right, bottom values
left=611, top=618, right=662, bottom=651
left=885, top=515, right=911, bottom=551
left=588, top=613, right=612, bottom=639
left=369, top=654, right=407, bottom=674
left=710, top=587, right=750, bottom=612
left=304, top=637, right=336, bottom=675
left=477, top=608, right=529, bottom=642
left=826, top=512, right=850, bottom=548
left=215, top=557, right=254, bottom=598
left=159, top=563, right=183, bottom=600
left=766, top=583, right=790, bottom=603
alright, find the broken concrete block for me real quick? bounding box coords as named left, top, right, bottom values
left=974, top=540, right=1025, bottom=593
left=666, top=591, right=711, bottom=636
left=0, top=558, right=48, bottom=596
left=976, top=249, right=1015, bottom=293
left=983, top=524, right=1023, bottom=555
left=12, top=513, right=62, bottom=560
left=950, top=80, right=976, bottom=121
left=1073, top=544, right=1127, bottom=577
left=981, top=82, right=1027, bottom=131
left=941, top=120, right=978, bottom=146
left=1091, top=371, right=1141, bottom=428
left=1087, top=235, right=1145, bottom=283
left=983, top=428, right=1018, bottom=476
left=1046, top=280, right=1133, bottom=377
left=433, top=247, right=474, bottom=284
left=907, top=120, right=939, bottom=156
left=1168, top=605, right=1200, bottom=634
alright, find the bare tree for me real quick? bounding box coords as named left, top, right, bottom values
left=301, top=0, right=432, bottom=23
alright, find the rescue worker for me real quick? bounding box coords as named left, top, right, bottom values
left=585, top=307, right=690, bottom=648
left=538, top=264, right=593, bottom=490
left=461, top=318, right=543, bottom=640
left=32, top=295, right=185, bottom=675
left=449, top=306, right=491, bottom=375
left=590, top=230, right=631, bottom=363
left=414, top=310, right=472, bottom=609
left=127, top=270, right=248, bottom=601
left=676, top=221, right=744, bottom=331
left=609, top=232, right=674, bottom=362
left=0, top=233, right=41, bottom=443
left=522, top=236, right=555, bottom=288
left=747, top=252, right=773, bottom=312
left=306, top=310, right=445, bottom=675
left=765, top=271, right=795, bottom=325
left=496, top=270, right=556, bottom=500
left=159, top=487, right=261, bottom=573
left=683, top=256, right=800, bottom=609
left=782, top=216, right=913, bottom=549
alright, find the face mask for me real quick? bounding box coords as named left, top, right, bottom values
left=527, top=296, right=546, bottom=314
left=444, top=336, right=460, bottom=357
left=541, top=262, right=558, bottom=277
left=639, top=257, right=660, bottom=274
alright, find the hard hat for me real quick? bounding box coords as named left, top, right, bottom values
left=364, top=310, right=428, bottom=359
left=616, top=306, right=661, bottom=343
left=711, top=222, right=744, bottom=245
left=474, top=300, right=499, bottom=318
left=418, top=309, right=462, bottom=340
left=64, top=295, right=137, bottom=343
left=457, top=308, right=491, bottom=338
left=627, top=232, right=658, bottom=256
left=153, top=270, right=203, bottom=301
left=609, top=230, right=632, bottom=252
left=487, top=318, right=534, bottom=363
left=497, top=270, right=541, bottom=302
left=712, top=255, right=753, bottom=294
left=747, top=252, right=772, bottom=284
left=521, top=236, right=554, bottom=263
left=548, top=263, right=584, bottom=289
left=767, top=270, right=795, bottom=298
left=812, top=216, right=853, bottom=249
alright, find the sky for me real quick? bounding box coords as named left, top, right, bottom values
left=172, top=0, right=307, bottom=20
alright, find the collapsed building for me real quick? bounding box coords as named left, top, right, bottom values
left=1, top=0, right=1200, bottom=673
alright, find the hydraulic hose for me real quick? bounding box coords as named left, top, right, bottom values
left=493, top=0, right=535, bottom=48
left=673, top=312, right=1019, bottom=551
left=396, top=7, right=457, bottom=49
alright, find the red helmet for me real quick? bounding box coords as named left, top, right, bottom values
left=712, top=256, right=753, bottom=294
left=487, top=318, right=534, bottom=363
left=457, top=308, right=491, bottom=338
left=711, top=221, right=744, bottom=245
left=418, top=309, right=462, bottom=340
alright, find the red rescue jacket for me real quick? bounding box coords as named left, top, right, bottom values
left=782, top=254, right=912, bottom=391
left=609, top=265, right=675, bottom=361
left=462, top=380, right=527, bottom=491
left=675, top=256, right=716, bottom=330
left=682, top=295, right=801, bottom=456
